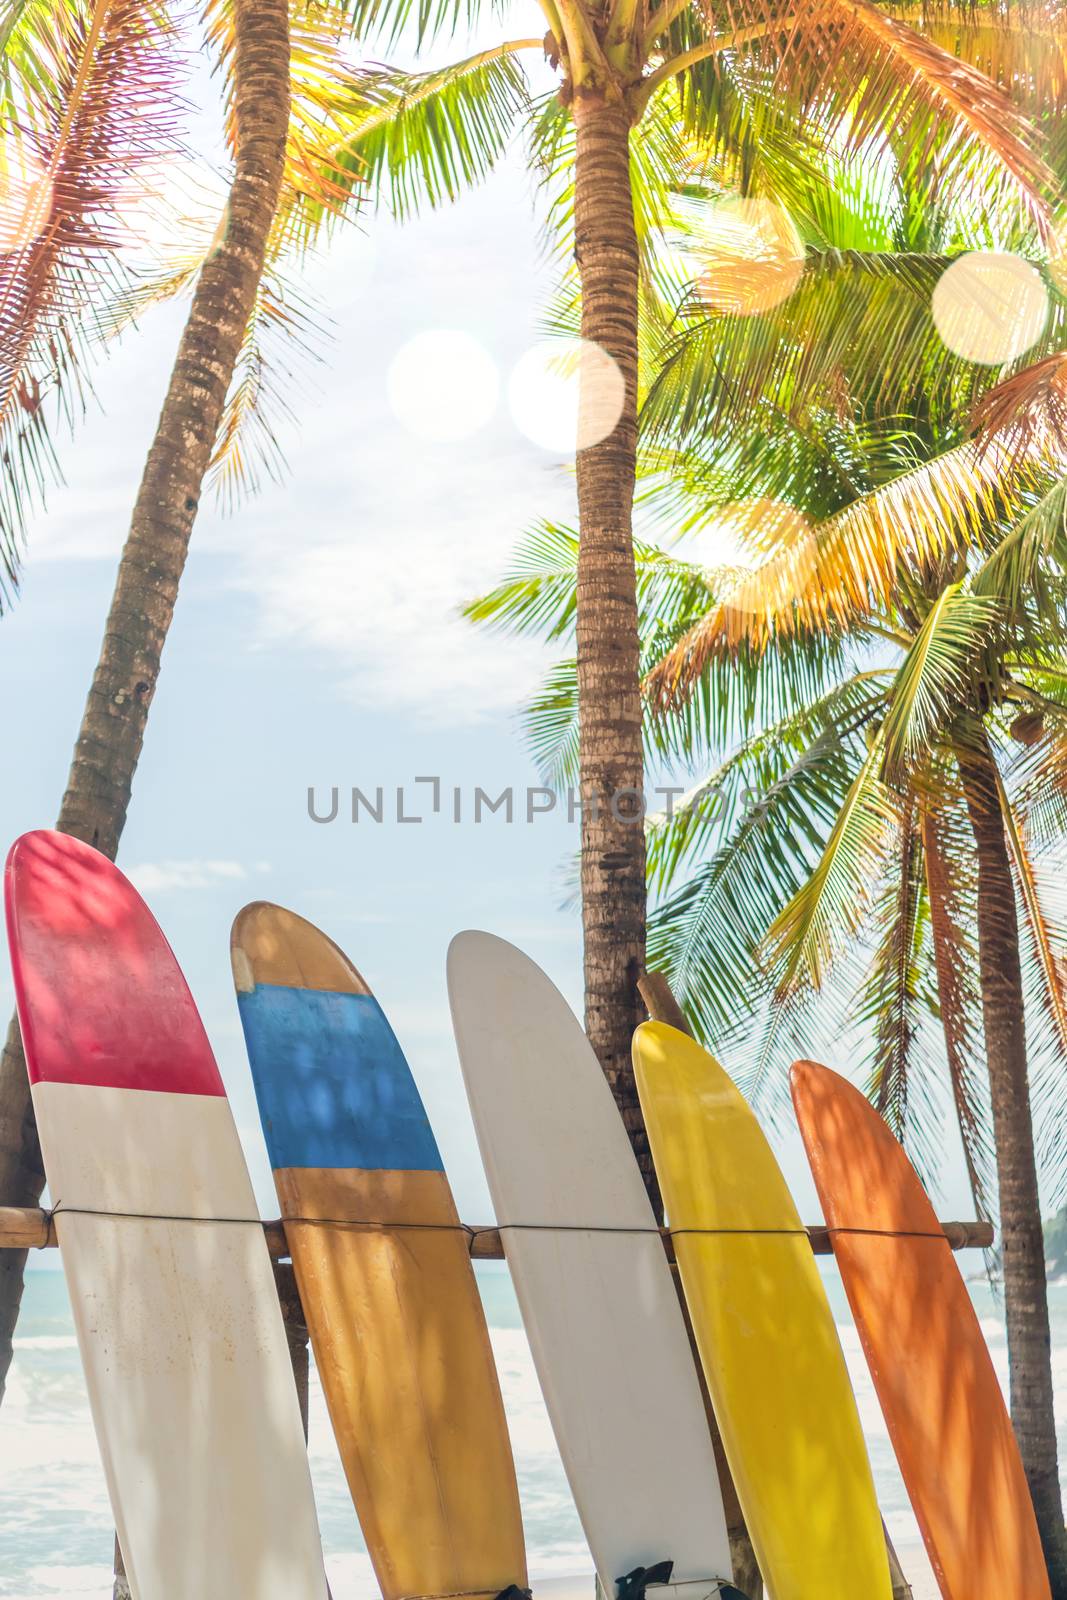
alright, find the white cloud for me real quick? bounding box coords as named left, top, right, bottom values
left=24, top=148, right=574, bottom=727
left=224, top=165, right=575, bottom=725
left=126, top=859, right=251, bottom=893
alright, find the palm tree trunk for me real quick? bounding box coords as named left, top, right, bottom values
left=571, top=94, right=659, bottom=1217
left=0, top=0, right=291, bottom=1400
left=957, top=728, right=1067, bottom=1595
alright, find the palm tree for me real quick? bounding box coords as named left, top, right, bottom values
left=330, top=0, right=1051, bottom=1209
left=468, top=138, right=1067, bottom=1580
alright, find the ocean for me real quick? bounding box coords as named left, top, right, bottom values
left=2, top=1265, right=1063, bottom=1599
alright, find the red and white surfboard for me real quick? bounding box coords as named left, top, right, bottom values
left=6, top=830, right=328, bottom=1599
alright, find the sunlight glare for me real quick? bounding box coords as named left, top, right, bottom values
left=684, top=499, right=817, bottom=628
left=387, top=330, right=499, bottom=443
left=507, top=338, right=625, bottom=454
left=932, top=251, right=1049, bottom=366
left=695, top=197, right=805, bottom=317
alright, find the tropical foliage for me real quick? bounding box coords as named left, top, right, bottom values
left=0, top=0, right=376, bottom=601
left=469, top=113, right=1067, bottom=1573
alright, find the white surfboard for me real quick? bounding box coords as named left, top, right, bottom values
left=447, top=931, right=733, bottom=1599
left=6, top=830, right=328, bottom=1600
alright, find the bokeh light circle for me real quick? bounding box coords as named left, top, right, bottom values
left=687, top=498, right=818, bottom=632
left=696, top=197, right=805, bottom=317
left=508, top=339, right=626, bottom=454
left=932, top=251, right=1049, bottom=366
left=387, top=330, right=499, bottom=443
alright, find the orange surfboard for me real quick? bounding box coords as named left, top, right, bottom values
left=791, top=1059, right=1050, bottom=1600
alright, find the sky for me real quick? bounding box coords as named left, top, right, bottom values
left=0, top=10, right=987, bottom=1263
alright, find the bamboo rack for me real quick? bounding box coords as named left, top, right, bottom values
left=0, top=1206, right=994, bottom=1257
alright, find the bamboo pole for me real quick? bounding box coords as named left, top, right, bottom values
left=0, top=1206, right=993, bottom=1257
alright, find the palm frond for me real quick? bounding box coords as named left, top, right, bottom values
left=332, top=43, right=535, bottom=220
left=647, top=713, right=868, bottom=1044
left=921, top=795, right=996, bottom=1217
left=464, top=519, right=717, bottom=642
left=760, top=730, right=902, bottom=998
left=891, top=8, right=1067, bottom=160
left=204, top=0, right=369, bottom=253
left=521, top=656, right=581, bottom=788
left=855, top=798, right=948, bottom=1187
left=342, top=0, right=496, bottom=50
left=0, top=0, right=180, bottom=604
left=645, top=670, right=888, bottom=893
left=642, top=250, right=965, bottom=449
left=646, top=441, right=1032, bottom=709
left=995, top=766, right=1067, bottom=1204
left=973, top=471, right=1067, bottom=608
left=881, top=585, right=1001, bottom=781
left=973, top=350, right=1067, bottom=462
left=734, top=0, right=1054, bottom=228
left=207, top=267, right=326, bottom=509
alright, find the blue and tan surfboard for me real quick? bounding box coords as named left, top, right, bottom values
left=231, top=902, right=527, bottom=1600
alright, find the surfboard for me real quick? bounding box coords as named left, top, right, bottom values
left=631, top=1021, right=892, bottom=1600
left=5, top=830, right=327, bottom=1600
left=447, top=932, right=733, bottom=1599
left=791, top=1058, right=1050, bottom=1600
left=231, top=903, right=527, bottom=1600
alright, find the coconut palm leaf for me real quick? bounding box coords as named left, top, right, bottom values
left=973, top=352, right=1067, bottom=464
left=464, top=518, right=717, bottom=642
left=342, top=0, right=505, bottom=54
left=645, top=669, right=888, bottom=893
left=890, top=7, right=1067, bottom=171
left=1, top=0, right=85, bottom=131
left=973, top=472, right=1067, bottom=609
left=760, top=730, right=903, bottom=998
left=881, top=585, right=1002, bottom=781
left=641, top=250, right=1058, bottom=454
left=335, top=43, right=537, bottom=220
left=854, top=798, right=947, bottom=1187
left=647, top=718, right=866, bottom=1043
left=204, top=0, right=371, bottom=250
left=1003, top=697, right=1067, bottom=856
left=727, top=0, right=1054, bottom=227
left=0, top=0, right=180, bottom=605
left=994, top=764, right=1067, bottom=1202
left=646, top=440, right=1036, bottom=710
left=921, top=795, right=996, bottom=1216
left=522, top=655, right=581, bottom=787
left=206, top=268, right=326, bottom=508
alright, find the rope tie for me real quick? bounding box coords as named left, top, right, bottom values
left=39, top=1204, right=963, bottom=1252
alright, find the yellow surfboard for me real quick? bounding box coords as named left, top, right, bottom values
left=232, top=904, right=527, bottom=1600
left=632, top=1022, right=892, bottom=1600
